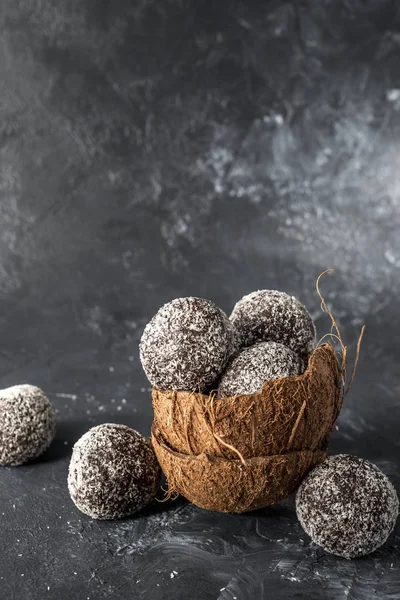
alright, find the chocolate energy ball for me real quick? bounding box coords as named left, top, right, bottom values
left=296, top=455, right=399, bottom=559
left=140, top=297, right=237, bottom=392
left=230, top=290, right=316, bottom=357
left=217, top=341, right=303, bottom=397
left=68, top=424, right=161, bottom=520
left=0, top=384, right=56, bottom=466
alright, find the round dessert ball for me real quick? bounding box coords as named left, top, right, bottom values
left=140, top=297, right=237, bottom=392
left=68, top=424, right=161, bottom=520
left=296, top=455, right=399, bottom=559
left=0, top=384, right=56, bottom=466
left=230, top=290, right=316, bottom=356
left=217, top=341, right=303, bottom=397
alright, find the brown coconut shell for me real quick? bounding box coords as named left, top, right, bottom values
left=152, top=425, right=328, bottom=513
left=152, top=344, right=343, bottom=461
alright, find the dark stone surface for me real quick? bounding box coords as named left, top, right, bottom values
left=0, top=1, right=399, bottom=598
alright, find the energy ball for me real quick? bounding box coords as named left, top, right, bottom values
left=68, top=424, right=161, bottom=520
left=217, top=341, right=303, bottom=397
left=0, top=384, right=56, bottom=466
left=296, top=455, right=399, bottom=559
left=230, top=290, right=316, bottom=356
left=140, top=297, right=237, bottom=392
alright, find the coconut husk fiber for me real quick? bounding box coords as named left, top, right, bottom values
left=152, top=424, right=328, bottom=513
left=153, top=344, right=343, bottom=460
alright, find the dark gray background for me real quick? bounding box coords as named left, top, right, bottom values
left=0, top=1, right=399, bottom=598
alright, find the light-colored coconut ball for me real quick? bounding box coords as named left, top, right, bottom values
left=217, top=341, right=303, bottom=397
left=296, top=455, right=399, bottom=559
left=140, top=297, right=237, bottom=392
left=230, top=290, right=316, bottom=356
left=0, top=384, right=56, bottom=466
left=68, top=424, right=161, bottom=520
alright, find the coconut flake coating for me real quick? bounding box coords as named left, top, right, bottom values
left=0, top=384, right=56, bottom=466
left=230, top=290, right=316, bottom=356
left=68, top=424, right=161, bottom=520
left=139, top=297, right=237, bottom=392
left=217, top=341, right=303, bottom=397
left=296, top=455, right=399, bottom=559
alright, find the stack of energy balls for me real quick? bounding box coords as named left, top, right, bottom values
left=0, top=288, right=398, bottom=560
left=139, top=290, right=398, bottom=559
left=140, top=291, right=316, bottom=397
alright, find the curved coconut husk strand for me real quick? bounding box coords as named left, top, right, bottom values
left=315, top=269, right=365, bottom=399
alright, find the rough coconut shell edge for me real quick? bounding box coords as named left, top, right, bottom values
left=152, top=424, right=329, bottom=513
left=152, top=344, right=343, bottom=461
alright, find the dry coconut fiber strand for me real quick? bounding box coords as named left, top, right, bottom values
left=152, top=270, right=365, bottom=513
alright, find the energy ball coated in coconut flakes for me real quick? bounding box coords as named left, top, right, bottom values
left=68, top=424, right=161, bottom=520
left=230, top=290, right=316, bottom=356
left=296, top=455, right=399, bottom=559
left=0, top=384, right=56, bottom=466
left=140, top=297, right=237, bottom=392
left=217, top=341, right=304, bottom=397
